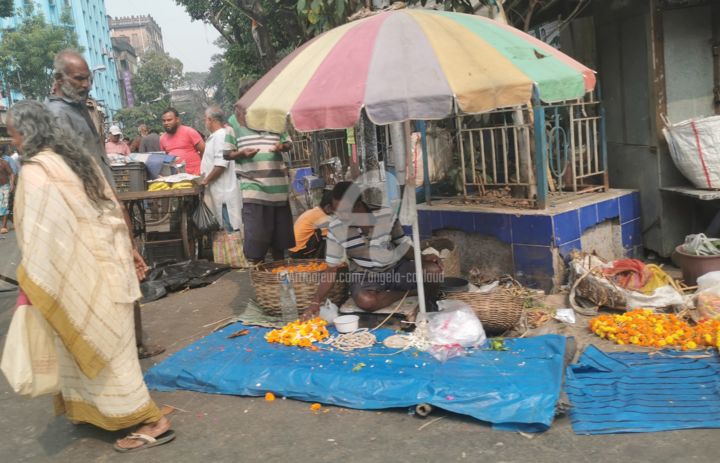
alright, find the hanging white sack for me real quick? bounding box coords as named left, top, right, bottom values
left=663, top=115, right=720, bottom=189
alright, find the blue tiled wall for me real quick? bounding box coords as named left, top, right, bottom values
left=418, top=191, right=642, bottom=291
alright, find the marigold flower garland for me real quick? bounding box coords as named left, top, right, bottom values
left=265, top=317, right=330, bottom=348
left=590, top=309, right=720, bottom=350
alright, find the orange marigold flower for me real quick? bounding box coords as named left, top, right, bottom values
left=265, top=392, right=276, bottom=401
left=590, top=309, right=718, bottom=351
left=310, top=403, right=322, bottom=411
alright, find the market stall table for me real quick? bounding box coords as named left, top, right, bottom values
left=117, top=184, right=204, bottom=260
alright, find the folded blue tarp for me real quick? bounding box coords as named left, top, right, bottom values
left=566, top=345, right=720, bottom=434
left=145, top=325, right=567, bottom=432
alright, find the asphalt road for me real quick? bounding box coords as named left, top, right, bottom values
left=1, top=233, right=720, bottom=462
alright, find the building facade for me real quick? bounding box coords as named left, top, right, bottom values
left=0, top=0, right=122, bottom=117
left=112, top=36, right=138, bottom=107
left=109, top=15, right=163, bottom=59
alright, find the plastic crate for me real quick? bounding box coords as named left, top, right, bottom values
left=111, top=163, right=147, bottom=192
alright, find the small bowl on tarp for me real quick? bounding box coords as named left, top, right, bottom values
left=334, top=315, right=359, bottom=333
left=441, top=277, right=469, bottom=293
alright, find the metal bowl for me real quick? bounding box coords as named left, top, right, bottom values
left=440, top=277, right=469, bottom=293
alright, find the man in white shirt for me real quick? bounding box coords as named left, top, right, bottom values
left=200, top=106, right=242, bottom=231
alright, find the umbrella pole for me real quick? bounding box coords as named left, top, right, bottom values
left=404, top=121, right=427, bottom=317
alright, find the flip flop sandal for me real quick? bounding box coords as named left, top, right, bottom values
left=113, top=430, right=176, bottom=453
left=138, top=344, right=166, bottom=359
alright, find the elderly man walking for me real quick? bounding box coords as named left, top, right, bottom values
left=45, top=49, right=163, bottom=360
left=200, top=106, right=242, bottom=231
left=46, top=50, right=113, bottom=183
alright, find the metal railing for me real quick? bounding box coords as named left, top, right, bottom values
left=546, top=90, right=607, bottom=195
left=456, top=89, right=607, bottom=208
left=287, top=129, right=312, bottom=167
left=286, top=129, right=348, bottom=169
left=457, top=108, right=534, bottom=201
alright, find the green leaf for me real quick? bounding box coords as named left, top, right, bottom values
left=351, top=362, right=366, bottom=372
left=307, top=9, right=319, bottom=25
left=297, top=0, right=306, bottom=13
left=335, top=0, right=345, bottom=21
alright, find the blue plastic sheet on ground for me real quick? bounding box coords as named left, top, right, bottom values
left=566, top=345, right=720, bottom=434
left=145, top=325, right=567, bottom=432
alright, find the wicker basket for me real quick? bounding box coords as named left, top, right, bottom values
left=250, top=259, right=348, bottom=317
left=442, top=290, right=524, bottom=334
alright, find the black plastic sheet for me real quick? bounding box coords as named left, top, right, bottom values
left=140, top=259, right=231, bottom=303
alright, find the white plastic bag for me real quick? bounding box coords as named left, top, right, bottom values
left=694, top=272, right=720, bottom=320
left=427, top=303, right=486, bottom=361
left=0, top=305, right=60, bottom=397
left=319, top=299, right=339, bottom=323
left=697, top=271, right=720, bottom=291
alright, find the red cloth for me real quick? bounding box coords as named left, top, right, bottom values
left=602, top=259, right=650, bottom=291
left=16, top=289, right=30, bottom=308
left=160, top=125, right=203, bottom=175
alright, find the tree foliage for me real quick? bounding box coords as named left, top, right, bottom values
left=0, top=5, right=80, bottom=100
left=0, top=0, right=14, bottom=18
left=115, top=52, right=183, bottom=132
left=113, top=101, right=167, bottom=134
left=132, top=51, right=184, bottom=104
left=175, top=0, right=549, bottom=109
left=173, top=71, right=213, bottom=134
left=175, top=0, right=304, bottom=74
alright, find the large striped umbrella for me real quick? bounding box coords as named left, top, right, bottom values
left=238, top=9, right=596, bottom=316
left=238, top=9, right=596, bottom=134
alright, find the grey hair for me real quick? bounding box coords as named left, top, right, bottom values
left=8, top=100, right=112, bottom=210
left=53, top=49, right=86, bottom=79
left=205, top=105, right=225, bottom=124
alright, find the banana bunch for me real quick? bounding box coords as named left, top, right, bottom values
left=148, top=182, right=170, bottom=191
left=171, top=181, right=194, bottom=190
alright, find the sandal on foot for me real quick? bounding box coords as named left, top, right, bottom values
left=113, top=430, right=176, bottom=453
left=138, top=344, right=166, bottom=359
left=0, top=228, right=7, bottom=234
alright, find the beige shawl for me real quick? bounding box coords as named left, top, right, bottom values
left=15, top=151, right=141, bottom=379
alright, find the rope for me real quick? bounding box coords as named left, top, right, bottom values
left=380, top=320, right=433, bottom=354
left=321, top=292, right=409, bottom=351
left=321, top=328, right=376, bottom=351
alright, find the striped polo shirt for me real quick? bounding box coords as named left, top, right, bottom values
left=325, top=209, right=413, bottom=272
left=224, top=118, right=291, bottom=206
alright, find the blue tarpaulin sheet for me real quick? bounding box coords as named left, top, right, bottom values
left=145, top=325, right=567, bottom=432
left=566, top=345, right=720, bottom=434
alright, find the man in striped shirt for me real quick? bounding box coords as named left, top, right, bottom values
left=305, top=182, right=443, bottom=316
left=224, top=107, right=295, bottom=262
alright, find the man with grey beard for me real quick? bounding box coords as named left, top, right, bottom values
left=45, top=49, right=165, bottom=360
left=46, top=50, right=114, bottom=185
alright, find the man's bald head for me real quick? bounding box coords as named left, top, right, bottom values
left=53, top=49, right=92, bottom=103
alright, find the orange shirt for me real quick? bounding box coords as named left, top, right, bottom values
left=289, top=207, right=330, bottom=252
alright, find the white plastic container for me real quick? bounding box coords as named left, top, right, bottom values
left=333, top=315, right=359, bottom=333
